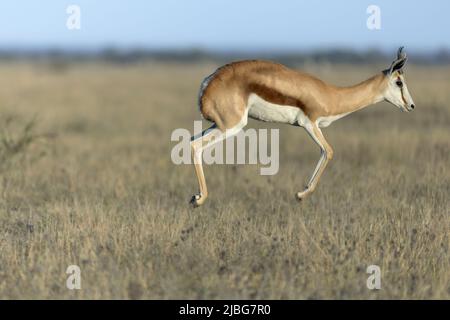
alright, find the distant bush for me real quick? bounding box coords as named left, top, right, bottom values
left=0, top=115, right=42, bottom=172
left=0, top=47, right=449, bottom=65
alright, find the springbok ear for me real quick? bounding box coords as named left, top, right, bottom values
left=388, top=46, right=408, bottom=74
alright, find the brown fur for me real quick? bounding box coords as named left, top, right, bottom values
left=199, top=60, right=388, bottom=130
left=191, top=60, right=392, bottom=207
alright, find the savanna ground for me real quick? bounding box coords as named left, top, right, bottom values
left=0, top=60, right=448, bottom=299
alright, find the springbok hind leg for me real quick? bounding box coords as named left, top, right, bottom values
left=296, top=123, right=334, bottom=201
left=190, top=124, right=224, bottom=207
left=190, top=117, right=247, bottom=207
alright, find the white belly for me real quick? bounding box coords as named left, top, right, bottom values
left=247, top=94, right=310, bottom=127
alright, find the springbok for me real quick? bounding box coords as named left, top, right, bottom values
left=190, top=47, right=415, bottom=206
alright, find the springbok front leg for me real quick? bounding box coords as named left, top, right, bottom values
left=297, top=123, right=334, bottom=201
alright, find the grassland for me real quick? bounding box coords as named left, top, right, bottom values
left=0, top=61, right=448, bottom=299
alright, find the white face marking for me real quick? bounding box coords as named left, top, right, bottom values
left=247, top=94, right=310, bottom=127
left=384, top=73, right=415, bottom=111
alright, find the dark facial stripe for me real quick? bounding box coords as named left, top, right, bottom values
left=398, top=77, right=407, bottom=105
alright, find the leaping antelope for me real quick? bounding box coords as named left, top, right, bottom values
left=190, top=47, right=415, bottom=206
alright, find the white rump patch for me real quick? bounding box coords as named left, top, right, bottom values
left=197, top=69, right=219, bottom=110
left=247, top=94, right=310, bottom=127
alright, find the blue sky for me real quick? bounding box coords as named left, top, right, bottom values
left=0, top=1, right=448, bottom=51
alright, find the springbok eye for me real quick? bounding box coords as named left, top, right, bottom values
left=396, top=80, right=403, bottom=88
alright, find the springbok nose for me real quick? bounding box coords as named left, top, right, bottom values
left=410, top=104, right=415, bottom=109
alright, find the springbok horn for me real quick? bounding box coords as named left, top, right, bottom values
left=397, top=46, right=407, bottom=60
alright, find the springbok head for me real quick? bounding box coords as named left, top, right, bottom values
left=383, top=47, right=415, bottom=112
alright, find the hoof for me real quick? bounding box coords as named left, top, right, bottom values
left=296, top=189, right=310, bottom=202
left=190, top=193, right=204, bottom=207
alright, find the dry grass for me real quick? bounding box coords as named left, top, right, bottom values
left=0, top=61, right=448, bottom=299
